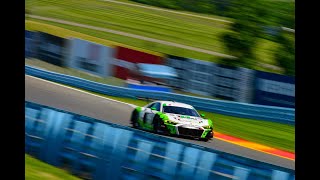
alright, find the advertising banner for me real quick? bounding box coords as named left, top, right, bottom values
left=113, top=46, right=163, bottom=79
left=183, top=59, right=216, bottom=96
left=67, top=38, right=114, bottom=77
left=252, top=71, right=295, bottom=108
left=35, top=32, right=67, bottom=67
left=164, top=55, right=189, bottom=90
left=212, top=64, right=255, bottom=103
left=25, top=30, right=35, bottom=58
left=165, top=56, right=255, bottom=103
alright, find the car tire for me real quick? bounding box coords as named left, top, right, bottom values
left=200, top=130, right=213, bottom=142
left=153, top=115, right=161, bottom=133
left=200, top=138, right=210, bottom=142
left=131, top=109, right=139, bottom=128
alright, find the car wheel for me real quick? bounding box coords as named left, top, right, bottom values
left=200, top=131, right=213, bottom=142
left=131, top=109, right=139, bottom=128
left=153, top=115, right=161, bottom=133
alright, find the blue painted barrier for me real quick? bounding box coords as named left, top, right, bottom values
left=127, top=83, right=172, bottom=92
left=25, top=101, right=295, bottom=180
left=25, top=65, right=295, bottom=125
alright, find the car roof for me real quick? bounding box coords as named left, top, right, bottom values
left=156, top=101, right=194, bottom=109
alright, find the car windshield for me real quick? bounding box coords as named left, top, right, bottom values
left=163, top=106, right=200, bottom=117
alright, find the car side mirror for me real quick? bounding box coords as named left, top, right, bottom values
left=151, top=107, right=156, bottom=110
left=201, top=114, right=205, bottom=118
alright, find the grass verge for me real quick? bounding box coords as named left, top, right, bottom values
left=25, top=154, right=80, bottom=180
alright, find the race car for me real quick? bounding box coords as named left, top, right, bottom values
left=130, top=101, right=214, bottom=141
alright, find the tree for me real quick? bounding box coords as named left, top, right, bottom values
left=219, top=0, right=268, bottom=68
left=274, top=32, right=295, bottom=76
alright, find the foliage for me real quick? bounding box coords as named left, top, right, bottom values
left=219, top=0, right=268, bottom=68
left=274, top=32, right=295, bottom=76
left=130, top=0, right=295, bottom=29
left=130, top=0, right=295, bottom=74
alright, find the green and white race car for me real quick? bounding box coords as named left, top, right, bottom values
left=130, top=101, right=214, bottom=141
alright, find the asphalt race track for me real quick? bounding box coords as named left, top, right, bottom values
left=25, top=75, right=295, bottom=170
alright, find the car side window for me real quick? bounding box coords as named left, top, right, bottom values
left=152, top=103, right=161, bottom=111
left=147, top=103, right=154, bottom=109
left=148, top=102, right=160, bottom=111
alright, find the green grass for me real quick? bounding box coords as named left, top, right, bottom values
left=114, top=0, right=234, bottom=22
left=25, top=19, right=221, bottom=62
left=26, top=60, right=294, bottom=152
left=199, top=111, right=294, bottom=152
left=25, top=0, right=230, bottom=52
left=25, top=0, right=288, bottom=74
left=25, top=20, right=163, bottom=57
left=25, top=154, right=80, bottom=180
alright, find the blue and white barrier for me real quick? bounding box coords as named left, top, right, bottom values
left=127, top=82, right=172, bottom=92
left=25, top=101, right=295, bottom=180
left=25, top=65, right=295, bottom=125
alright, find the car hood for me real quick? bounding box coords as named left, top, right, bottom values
left=165, top=113, right=209, bottom=127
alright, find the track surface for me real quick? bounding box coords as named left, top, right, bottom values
left=25, top=75, right=295, bottom=170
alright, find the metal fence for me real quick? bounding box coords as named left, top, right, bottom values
left=25, top=101, right=295, bottom=180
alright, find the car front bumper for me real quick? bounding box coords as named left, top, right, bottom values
left=162, top=123, right=213, bottom=139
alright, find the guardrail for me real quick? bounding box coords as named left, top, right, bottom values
left=25, top=65, right=295, bottom=125
left=25, top=101, right=295, bottom=180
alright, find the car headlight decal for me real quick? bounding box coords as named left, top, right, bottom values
left=202, top=125, right=211, bottom=129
